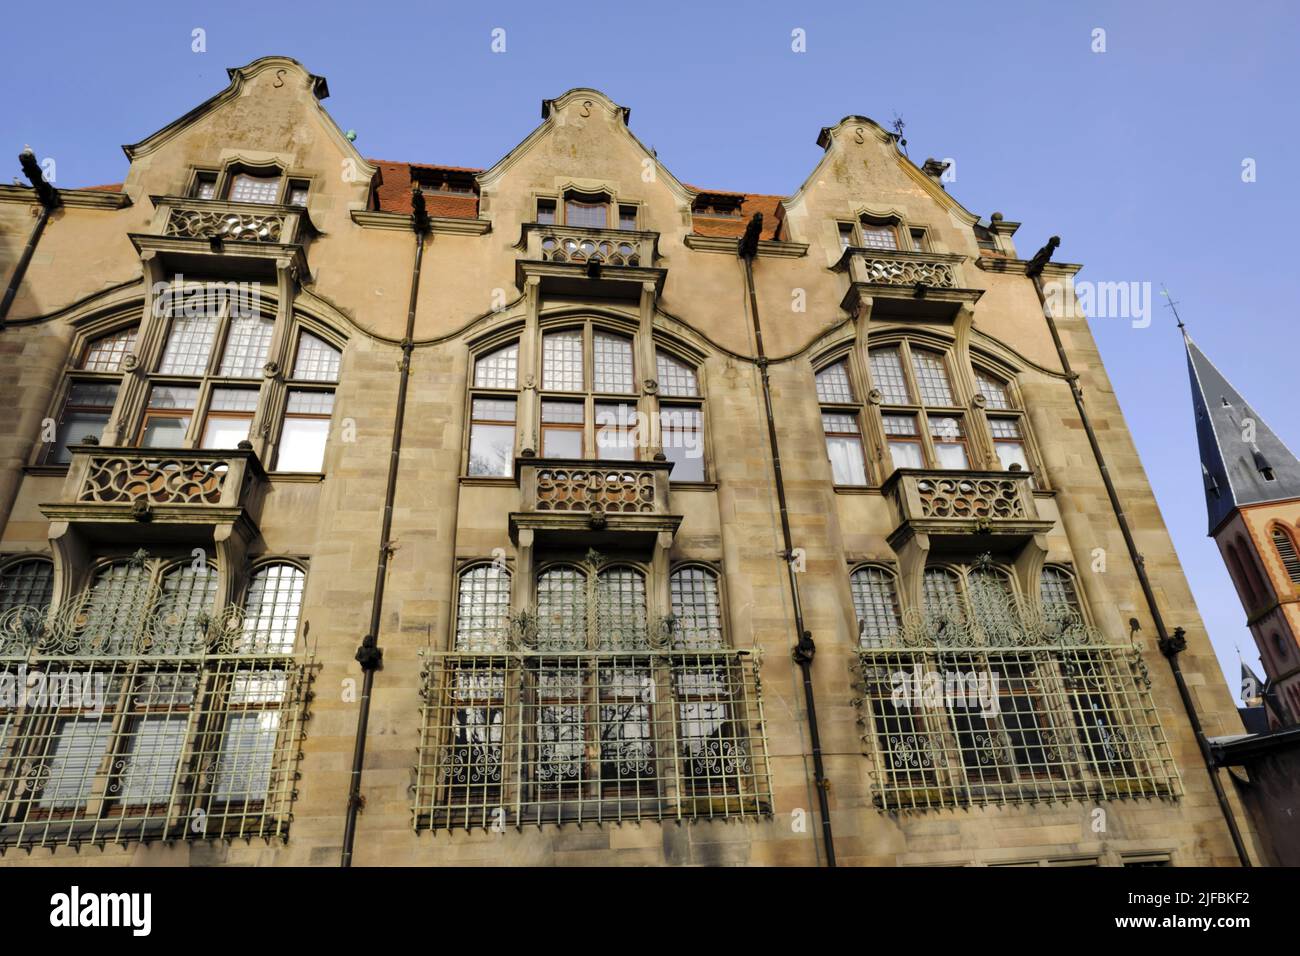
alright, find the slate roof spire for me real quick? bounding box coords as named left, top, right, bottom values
left=1185, top=328, right=1300, bottom=533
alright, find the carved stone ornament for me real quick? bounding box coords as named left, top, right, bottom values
left=121, top=353, right=139, bottom=372
left=972, top=392, right=988, bottom=409
left=867, top=388, right=883, bottom=405
left=263, top=360, right=281, bottom=379
left=643, top=378, right=659, bottom=395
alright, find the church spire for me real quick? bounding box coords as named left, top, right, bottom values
left=1185, top=332, right=1300, bottom=533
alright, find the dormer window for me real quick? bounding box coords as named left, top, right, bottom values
left=564, top=191, right=610, bottom=229
left=692, top=193, right=744, bottom=219
left=859, top=221, right=899, bottom=250
left=414, top=168, right=478, bottom=197
left=974, top=223, right=999, bottom=252
left=228, top=171, right=281, bottom=204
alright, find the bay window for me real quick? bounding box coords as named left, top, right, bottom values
left=869, top=343, right=969, bottom=472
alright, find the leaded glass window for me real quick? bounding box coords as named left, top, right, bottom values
left=536, top=565, right=587, bottom=650
left=656, top=350, right=699, bottom=397
left=850, top=566, right=900, bottom=647
left=542, top=330, right=584, bottom=392
left=670, top=566, right=724, bottom=649
left=241, top=564, right=304, bottom=654
left=593, top=332, right=634, bottom=394
left=474, top=342, right=518, bottom=389
left=456, top=565, right=511, bottom=651
left=595, top=567, right=647, bottom=650
left=0, top=558, right=53, bottom=614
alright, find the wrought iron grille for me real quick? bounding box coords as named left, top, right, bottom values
left=852, top=581, right=1180, bottom=811
left=0, top=582, right=314, bottom=853
left=414, top=648, right=770, bottom=830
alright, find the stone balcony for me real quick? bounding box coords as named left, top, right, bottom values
left=515, top=224, right=664, bottom=299
left=834, top=247, right=983, bottom=319
left=129, top=196, right=317, bottom=279
left=41, top=445, right=269, bottom=545
left=509, top=457, right=680, bottom=548
left=882, top=468, right=1052, bottom=551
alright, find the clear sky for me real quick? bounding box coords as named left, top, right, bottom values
left=3, top=0, right=1297, bottom=695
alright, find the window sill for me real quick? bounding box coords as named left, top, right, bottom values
left=23, top=463, right=70, bottom=477
left=833, top=484, right=882, bottom=495
left=460, top=475, right=519, bottom=488
left=668, top=480, right=717, bottom=491
left=268, top=471, right=325, bottom=483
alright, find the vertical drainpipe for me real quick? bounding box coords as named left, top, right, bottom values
left=0, top=149, right=60, bottom=327
left=340, top=186, right=431, bottom=867
left=1024, top=237, right=1252, bottom=868
left=738, top=213, right=836, bottom=867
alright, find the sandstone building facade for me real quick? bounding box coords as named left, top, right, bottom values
left=0, top=56, right=1264, bottom=866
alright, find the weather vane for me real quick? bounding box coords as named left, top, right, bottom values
left=1160, top=284, right=1185, bottom=330
left=891, top=113, right=908, bottom=157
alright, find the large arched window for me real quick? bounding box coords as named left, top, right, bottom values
left=815, top=358, right=868, bottom=486
left=540, top=324, right=638, bottom=460
left=0, top=557, right=54, bottom=615
left=869, top=342, right=969, bottom=472
left=455, top=564, right=512, bottom=651
left=1272, top=526, right=1300, bottom=585
left=241, top=563, right=305, bottom=654
left=670, top=566, right=724, bottom=649
left=536, top=564, right=588, bottom=650
left=595, top=566, right=647, bottom=650
left=41, top=324, right=138, bottom=464
left=466, top=325, right=707, bottom=481
left=850, top=565, right=901, bottom=647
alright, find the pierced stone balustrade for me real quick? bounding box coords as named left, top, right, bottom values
left=516, top=224, right=664, bottom=298
left=882, top=469, right=1051, bottom=550
left=42, top=445, right=268, bottom=535
left=511, top=458, right=679, bottom=546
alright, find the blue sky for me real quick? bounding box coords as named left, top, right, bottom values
left=3, top=0, right=1297, bottom=694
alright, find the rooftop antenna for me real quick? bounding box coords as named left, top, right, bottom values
left=891, top=113, right=908, bottom=157
left=1160, top=284, right=1185, bottom=331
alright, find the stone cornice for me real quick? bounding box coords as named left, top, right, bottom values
left=0, top=185, right=131, bottom=210
left=683, top=235, right=808, bottom=258
left=975, top=256, right=1083, bottom=278
left=350, top=209, right=492, bottom=235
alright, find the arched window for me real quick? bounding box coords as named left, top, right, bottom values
left=1040, top=565, right=1081, bottom=615
left=540, top=325, right=638, bottom=461
left=1225, top=543, right=1259, bottom=608
left=870, top=343, right=968, bottom=472
left=0, top=557, right=54, bottom=615
left=241, top=563, right=305, bottom=653
left=850, top=566, right=901, bottom=647
left=157, top=561, right=219, bottom=651
left=670, top=566, right=724, bottom=649
left=42, top=324, right=138, bottom=464
left=80, top=560, right=156, bottom=654
left=595, top=566, right=647, bottom=650
left=1272, top=526, right=1300, bottom=585
left=455, top=564, right=512, bottom=651
left=815, top=358, right=868, bottom=486
left=536, top=564, right=588, bottom=650
left=1236, top=536, right=1271, bottom=605
left=922, top=566, right=964, bottom=624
